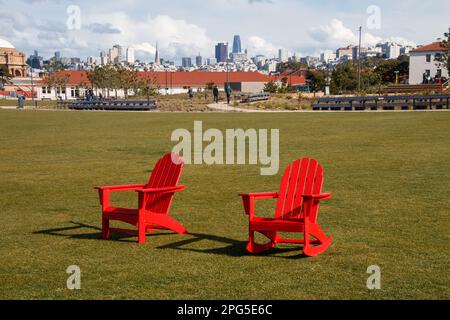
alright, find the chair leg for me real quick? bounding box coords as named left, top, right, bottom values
left=138, top=222, right=146, bottom=244
left=102, top=216, right=110, bottom=240
left=147, top=215, right=188, bottom=235
left=246, top=230, right=277, bottom=254
left=303, top=224, right=333, bottom=257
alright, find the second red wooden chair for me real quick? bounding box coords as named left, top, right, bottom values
left=240, top=158, right=333, bottom=257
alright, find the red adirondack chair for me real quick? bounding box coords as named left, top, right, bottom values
left=240, top=158, right=333, bottom=257
left=95, top=153, right=188, bottom=244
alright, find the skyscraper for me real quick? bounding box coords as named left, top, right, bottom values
left=126, top=47, right=135, bottom=64
left=278, top=48, right=288, bottom=62
left=232, top=35, right=242, bottom=54
left=182, top=57, right=192, bottom=68
left=111, top=45, right=123, bottom=64
left=54, top=51, right=61, bottom=62
left=196, top=54, right=203, bottom=67
left=154, top=42, right=160, bottom=65
left=215, top=42, right=228, bottom=63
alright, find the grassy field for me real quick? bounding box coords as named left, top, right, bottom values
left=0, top=99, right=57, bottom=108
left=0, top=110, right=449, bottom=300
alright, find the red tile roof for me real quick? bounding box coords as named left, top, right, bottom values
left=38, top=70, right=306, bottom=87
left=411, top=42, right=448, bottom=53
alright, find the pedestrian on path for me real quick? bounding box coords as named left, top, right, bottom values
left=226, top=85, right=232, bottom=105
left=17, top=95, right=25, bottom=109
left=213, top=86, right=219, bottom=104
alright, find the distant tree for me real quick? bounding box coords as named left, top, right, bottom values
left=264, top=80, right=278, bottom=93
left=306, top=69, right=325, bottom=92
left=435, top=30, right=450, bottom=77
left=374, top=55, right=409, bottom=84
left=277, top=77, right=289, bottom=93
left=330, top=62, right=358, bottom=94
left=138, top=73, right=159, bottom=102
left=277, top=61, right=308, bottom=75
left=330, top=61, right=381, bottom=94
left=0, top=65, right=12, bottom=88
left=115, top=65, right=138, bottom=99
left=43, top=72, right=70, bottom=99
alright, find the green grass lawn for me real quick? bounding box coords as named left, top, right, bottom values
left=0, top=110, right=449, bottom=300
left=0, top=99, right=58, bottom=108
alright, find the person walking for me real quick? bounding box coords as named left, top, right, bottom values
left=17, top=95, right=25, bottom=109
left=225, top=85, right=232, bottom=105
left=188, top=87, right=194, bottom=100
left=213, top=85, right=219, bottom=104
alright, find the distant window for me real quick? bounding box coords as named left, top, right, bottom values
left=426, top=54, right=431, bottom=63
left=437, top=69, right=442, bottom=77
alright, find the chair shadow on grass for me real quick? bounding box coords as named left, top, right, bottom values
left=34, top=222, right=308, bottom=259
left=157, top=233, right=308, bottom=259
left=33, top=221, right=174, bottom=243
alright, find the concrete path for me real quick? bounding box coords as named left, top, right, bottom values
left=207, top=102, right=301, bottom=113
left=207, top=102, right=269, bottom=112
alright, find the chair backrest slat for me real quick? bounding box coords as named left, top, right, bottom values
left=145, top=153, right=183, bottom=214
left=275, top=158, right=324, bottom=221
left=309, top=165, right=324, bottom=223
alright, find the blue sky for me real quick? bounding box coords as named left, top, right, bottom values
left=0, top=0, right=448, bottom=62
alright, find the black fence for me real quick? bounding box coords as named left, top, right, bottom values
left=312, top=94, right=450, bottom=111
left=57, top=100, right=158, bottom=111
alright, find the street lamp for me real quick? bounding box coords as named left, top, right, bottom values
left=325, top=63, right=331, bottom=96
left=29, top=67, right=38, bottom=108
left=394, top=71, right=400, bottom=85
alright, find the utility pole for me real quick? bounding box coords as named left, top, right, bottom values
left=358, top=26, right=362, bottom=93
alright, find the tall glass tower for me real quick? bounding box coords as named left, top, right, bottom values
left=215, top=42, right=228, bottom=63
left=232, top=35, right=242, bottom=54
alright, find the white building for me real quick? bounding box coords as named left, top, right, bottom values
left=386, top=43, right=401, bottom=59
left=409, top=42, right=448, bottom=84
left=206, top=58, right=217, bottom=66
left=278, top=49, right=289, bottom=62
left=321, top=50, right=336, bottom=63
left=336, top=46, right=353, bottom=59
left=126, top=48, right=135, bottom=64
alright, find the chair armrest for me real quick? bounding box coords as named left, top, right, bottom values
left=240, top=192, right=278, bottom=217
left=95, top=184, right=147, bottom=210
left=136, top=185, right=185, bottom=195
left=95, top=184, right=147, bottom=192
left=240, top=192, right=278, bottom=200
left=302, top=193, right=333, bottom=201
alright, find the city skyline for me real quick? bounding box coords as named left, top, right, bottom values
left=0, top=0, right=449, bottom=63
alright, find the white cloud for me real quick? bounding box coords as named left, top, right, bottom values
left=79, top=13, right=214, bottom=61
left=246, top=36, right=278, bottom=58
left=309, top=19, right=356, bottom=46
left=309, top=19, right=416, bottom=49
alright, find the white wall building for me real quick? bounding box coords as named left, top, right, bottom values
left=409, top=42, right=448, bottom=84
left=278, top=49, right=289, bottom=62
left=321, top=50, right=336, bottom=63
left=126, top=48, right=135, bottom=64
left=386, top=43, right=401, bottom=59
